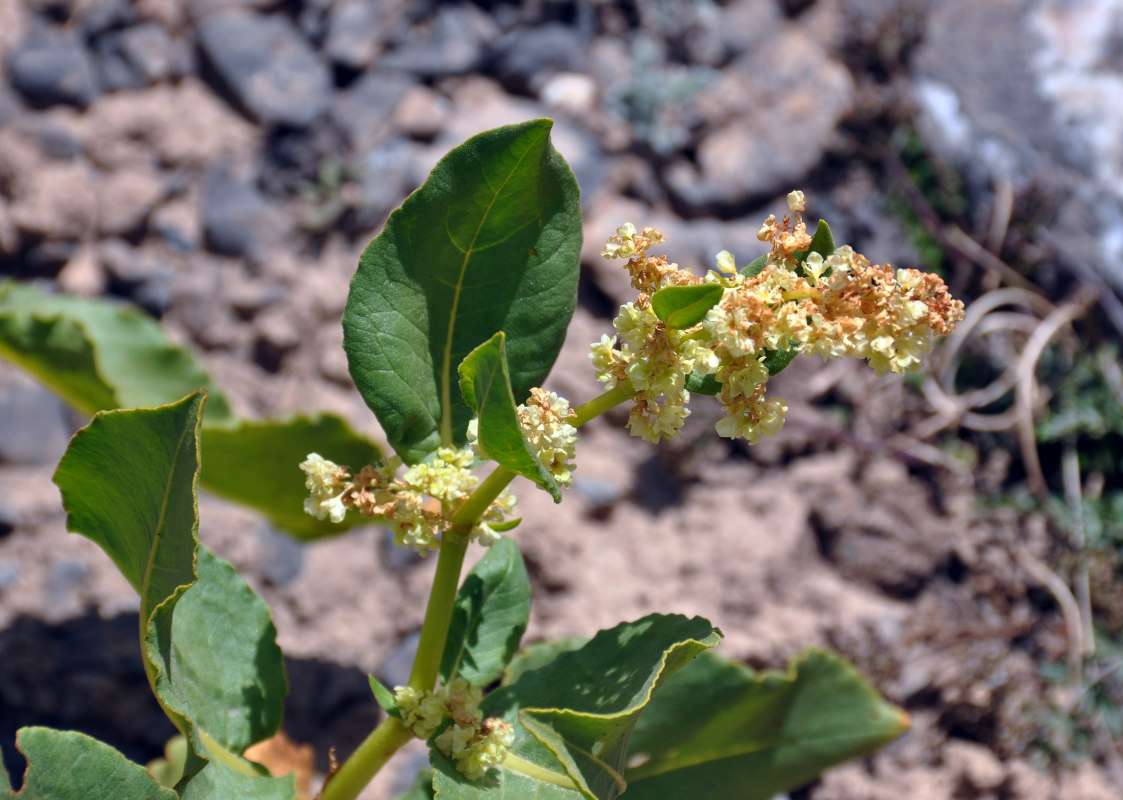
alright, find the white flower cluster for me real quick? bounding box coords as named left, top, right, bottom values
left=394, top=679, right=515, bottom=781
left=298, top=447, right=516, bottom=554
left=590, top=191, right=965, bottom=445
left=468, top=387, right=579, bottom=488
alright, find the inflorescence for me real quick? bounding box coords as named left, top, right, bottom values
left=394, top=679, right=515, bottom=780
left=592, top=190, right=966, bottom=444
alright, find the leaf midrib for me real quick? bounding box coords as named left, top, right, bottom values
left=438, top=142, right=538, bottom=446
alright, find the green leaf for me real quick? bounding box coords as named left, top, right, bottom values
left=343, top=119, right=582, bottom=464
left=458, top=332, right=561, bottom=502
left=622, top=649, right=910, bottom=799
left=369, top=675, right=402, bottom=718
left=200, top=415, right=384, bottom=540
left=1, top=727, right=177, bottom=800
left=441, top=537, right=531, bottom=687
left=150, top=547, right=287, bottom=753
left=431, top=748, right=584, bottom=799
left=684, top=372, right=721, bottom=396
left=53, top=393, right=294, bottom=799
left=0, top=280, right=382, bottom=539
left=476, top=614, right=722, bottom=800
left=762, top=343, right=799, bottom=376
left=807, top=218, right=835, bottom=258
left=649, top=284, right=724, bottom=330
left=53, top=392, right=205, bottom=620
left=501, top=637, right=587, bottom=687
left=147, top=735, right=190, bottom=789
left=740, top=255, right=768, bottom=278
left=0, top=280, right=232, bottom=421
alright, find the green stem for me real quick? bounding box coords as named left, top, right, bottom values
left=317, top=717, right=412, bottom=800
left=407, top=530, right=470, bottom=690
left=572, top=383, right=637, bottom=428
left=320, top=386, right=635, bottom=798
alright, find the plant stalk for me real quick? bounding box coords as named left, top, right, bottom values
left=322, top=386, right=634, bottom=797
left=317, top=716, right=412, bottom=800
left=572, top=383, right=636, bottom=428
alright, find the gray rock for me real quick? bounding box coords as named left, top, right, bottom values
left=94, top=22, right=178, bottom=90
left=201, top=161, right=276, bottom=258
left=913, top=0, right=1123, bottom=290
left=256, top=524, right=305, bottom=585
left=8, top=26, right=99, bottom=109
left=379, top=4, right=497, bottom=77
left=375, top=630, right=420, bottom=689
left=664, top=29, right=854, bottom=213
left=324, top=0, right=402, bottom=70
left=491, top=23, right=590, bottom=94
left=331, top=68, right=416, bottom=153
left=197, top=10, right=332, bottom=128
left=380, top=527, right=424, bottom=570
left=0, top=384, right=73, bottom=465
left=98, top=239, right=175, bottom=315
left=0, top=563, right=19, bottom=589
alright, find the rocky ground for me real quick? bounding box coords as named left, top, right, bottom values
left=2, top=0, right=1123, bottom=798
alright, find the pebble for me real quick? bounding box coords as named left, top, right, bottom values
left=255, top=524, right=305, bottom=586
left=0, top=563, right=19, bottom=589
left=201, top=161, right=276, bottom=258
left=378, top=4, right=497, bottom=77
left=491, top=23, right=590, bottom=94
left=8, top=25, right=100, bottom=109
left=323, top=0, right=399, bottom=70
left=330, top=68, right=416, bottom=153
left=375, top=630, right=420, bottom=689
left=197, top=10, right=332, bottom=128
left=0, top=385, right=74, bottom=465
left=93, top=22, right=178, bottom=90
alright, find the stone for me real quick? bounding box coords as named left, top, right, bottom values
left=491, top=23, right=590, bottom=94
left=0, top=385, right=73, bottom=465
left=331, top=68, right=416, bottom=153
left=664, top=28, right=854, bottom=213
left=97, top=239, right=174, bottom=315
left=539, top=72, right=598, bottom=115
left=197, top=10, right=333, bottom=128
left=0, top=563, right=19, bottom=589
left=93, top=22, right=178, bottom=90
left=375, top=630, right=420, bottom=689
left=96, top=166, right=167, bottom=236
left=8, top=25, right=100, bottom=109
left=256, top=524, right=305, bottom=586
left=323, top=0, right=402, bottom=70
left=390, top=85, right=450, bottom=140
left=378, top=4, right=497, bottom=77
left=202, top=161, right=278, bottom=258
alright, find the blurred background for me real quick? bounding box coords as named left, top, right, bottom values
left=2, top=0, right=1123, bottom=797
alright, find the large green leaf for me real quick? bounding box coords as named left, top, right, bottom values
left=622, top=649, right=909, bottom=799
left=650, top=284, right=724, bottom=330
left=0, top=279, right=382, bottom=539
left=53, top=392, right=205, bottom=621
left=440, top=536, right=531, bottom=687
left=343, top=119, right=582, bottom=464
left=1, top=727, right=177, bottom=800
left=53, top=393, right=294, bottom=799
left=448, top=614, right=721, bottom=800
left=459, top=333, right=561, bottom=502
left=0, top=280, right=232, bottom=421
left=200, top=415, right=384, bottom=539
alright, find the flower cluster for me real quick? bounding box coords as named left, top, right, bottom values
left=468, top=387, right=578, bottom=487
left=298, top=449, right=516, bottom=553
left=395, top=679, right=515, bottom=781
left=591, top=190, right=965, bottom=444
